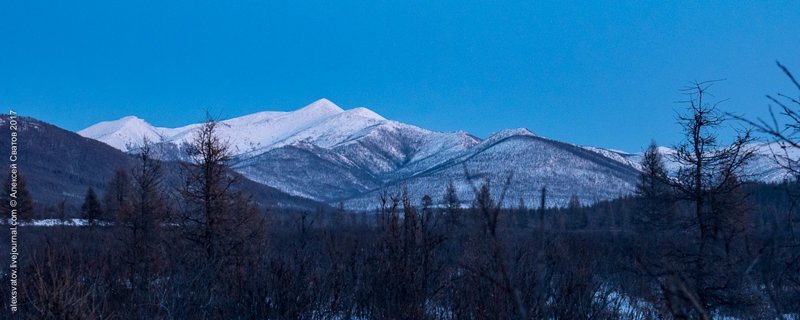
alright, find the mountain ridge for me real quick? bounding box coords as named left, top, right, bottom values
left=78, top=99, right=795, bottom=209
left=0, top=115, right=325, bottom=213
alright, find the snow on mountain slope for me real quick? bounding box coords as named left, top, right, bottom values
left=82, top=99, right=435, bottom=160
left=78, top=116, right=180, bottom=151
left=81, top=99, right=348, bottom=154
left=230, top=110, right=480, bottom=200
left=609, top=143, right=796, bottom=183
left=743, top=143, right=799, bottom=182
left=167, top=99, right=350, bottom=158
left=233, top=143, right=382, bottom=201
left=80, top=99, right=798, bottom=209
left=268, top=106, right=389, bottom=150
left=581, top=146, right=641, bottom=170
left=80, top=99, right=483, bottom=202
left=344, top=130, right=641, bottom=209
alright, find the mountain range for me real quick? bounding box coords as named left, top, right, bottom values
left=0, top=115, right=324, bottom=213
left=78, top=99, right=793, bottom=210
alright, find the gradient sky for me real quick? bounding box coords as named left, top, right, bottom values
left=2, top=1, right=799, bottom=152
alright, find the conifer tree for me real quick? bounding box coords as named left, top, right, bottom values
left=1, top=171, right=34, bottom=221
left=103, top=169, right=132, bottom=221
left=634, top=141, right=674, bottom=232
left=81, top=187, right=103, bottom=225
left=115, top=139, right=168, bottom=316
left=442, top=180, right=461, bottom=226
left=567, top=194, right=586, bottom=229
left=539, top=186, right=547, bottom=228
left=515, top=197, right=528, bottom=229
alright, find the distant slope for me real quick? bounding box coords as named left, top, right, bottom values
left=343, top=130, right=641, bottom=209
left=78, top=99, right=796, bottom=209
left=80, top=99, right=482, bottom=204
left=0, top=115, right=135, bottom=207
left=0, top=115, right=324, bottom=213
left=601, top=143, right=797, bottom=184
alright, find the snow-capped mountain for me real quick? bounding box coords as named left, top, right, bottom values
left=78, top=115, right=182, bottom=151
left=0, top=115, right=322, bottom=210
left=583, top=143, right=797, bottom=185
left=79, top=99, right=796, bottom=209
left=344, top=129, right=640, bottom=209
left=81, top=99, right=367, bottom=155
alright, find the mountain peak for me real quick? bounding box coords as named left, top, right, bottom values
left=298, top=98, right=344, bottom=114
left=78, top=115, right=163, bottom=151
left=79, top=115, right=152, bottom=135
left=119, top=115, right=144, bottom=122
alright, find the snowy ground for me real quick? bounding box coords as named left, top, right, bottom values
left=1, top=218, right=110, bottom=226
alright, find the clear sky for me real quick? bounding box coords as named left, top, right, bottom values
left=2, top=1, right=799, bottom=152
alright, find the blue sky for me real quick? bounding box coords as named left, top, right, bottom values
left=2, top=1, right=799, bottom=151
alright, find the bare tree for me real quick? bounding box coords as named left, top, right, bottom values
left=114, top=138, right=169, bottom=316
left=175, top=115, right=266, bottom=317
left=735, top=62, right=800, bottom=179
left=460, top=167, right=527, bottom=319
left=660, top=81, right=756, bottom=317
left=671, top=81, right=755, bottom=242
left=732, top=61, right=800, bottom=315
